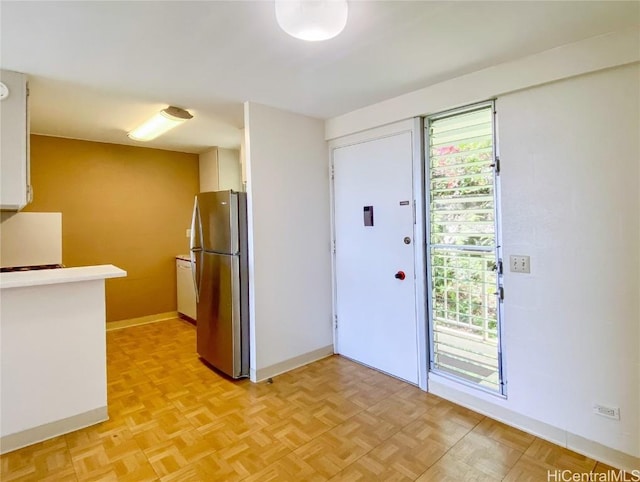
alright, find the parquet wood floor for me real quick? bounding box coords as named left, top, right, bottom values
left=0, top=319, right=625, bottom=481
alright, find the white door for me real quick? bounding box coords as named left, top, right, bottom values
left=333, top=131, right=418, bottom=384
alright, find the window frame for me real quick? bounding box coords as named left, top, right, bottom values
left=424, top=99, right=506, bottom=397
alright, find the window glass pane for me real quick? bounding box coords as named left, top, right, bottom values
left=427, top=105, right=503, bottom=393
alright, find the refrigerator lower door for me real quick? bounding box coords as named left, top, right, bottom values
left=196, top=251, right=242, bottom=378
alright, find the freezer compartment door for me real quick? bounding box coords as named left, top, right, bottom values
left=196, top=251, right=242, bottom=378
left=197, top=191, right=239, bottom=254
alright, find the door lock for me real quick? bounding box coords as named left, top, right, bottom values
left=395, top=271, right=406, bottom=280
left=403, top=237, right=411, bottom=245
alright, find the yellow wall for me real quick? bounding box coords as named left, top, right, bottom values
left=25, top=135, right=199, bottom=322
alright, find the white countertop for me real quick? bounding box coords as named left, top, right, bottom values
left=176, top=254, right=191, bottom=261
left=0, top=264, right=127, bottom=289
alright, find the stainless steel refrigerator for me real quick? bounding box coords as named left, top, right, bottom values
left=190, top=190, right=249, bottom=378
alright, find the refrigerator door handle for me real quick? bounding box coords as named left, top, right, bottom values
left=190, top=196, right=198, bottom=252
left=190, top=196, right=201, bottom=303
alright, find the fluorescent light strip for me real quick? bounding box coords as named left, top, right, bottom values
left=128, top=106, right=193, bottom=142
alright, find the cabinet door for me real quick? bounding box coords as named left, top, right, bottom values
left=176, top=259, right=197, bottom=320
left=199, top=148, right=219, bottom=193
left=198, top=147, right=242, bottom=193
left=0, top=69, right=30, bottom=210
left=217, top=148, right=242, bottom=191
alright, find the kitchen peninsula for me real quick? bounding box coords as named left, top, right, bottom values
left=0, top=264, right=126, bottom=454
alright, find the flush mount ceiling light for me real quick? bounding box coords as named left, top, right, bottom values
left=128, top=106, right=193, bottom=142
left=275, top=0, right=348, bottom=41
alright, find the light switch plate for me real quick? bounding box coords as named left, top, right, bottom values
left=510, top=255, right=530, bottom=273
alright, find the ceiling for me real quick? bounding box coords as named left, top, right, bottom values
left=1, top=1, right=638, bottom=154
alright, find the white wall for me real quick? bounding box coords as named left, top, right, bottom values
left=1, top=279, right=109, bottom=451
left=326, top=29, right=640, bottom=141
left=497, top=63, right=639, bottom=457
left=240, top=128, right=247, bottom=190
left=244, top=101, right=333, bottom=381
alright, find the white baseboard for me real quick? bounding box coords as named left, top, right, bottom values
left=0, top=406, right=108, bottom=455
left=567, top=432, right=640, bottom=474
left=251, top=345, right=334, bottom=382
left=106, top=311, right=178, bottom=331
left=428, top=377, right=640, bottom=473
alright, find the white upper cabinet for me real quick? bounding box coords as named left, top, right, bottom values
left=217, top=148, right=242, bottom=192
left=198, top=147, right=242, bottom=193
left=0, top=70, right=31, bottom=211
left=199, top=148, right=219, bottom=193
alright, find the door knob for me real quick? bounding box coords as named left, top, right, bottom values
left=395, top=271, right=406, bottom=280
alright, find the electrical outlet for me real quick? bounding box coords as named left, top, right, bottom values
left=510, top=255, right=530, bottom=273
left=186, top=228, right=192, bottom=238
left=593, top=404, right=620, bottom=420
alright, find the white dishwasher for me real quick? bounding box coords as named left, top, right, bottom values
left=176, top=255, right=197, bottom=321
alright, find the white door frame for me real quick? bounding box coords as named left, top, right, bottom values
left=328, top=118, right=428, bottom=391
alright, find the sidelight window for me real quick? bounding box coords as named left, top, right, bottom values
left=426, top=102, right=505, bottom=394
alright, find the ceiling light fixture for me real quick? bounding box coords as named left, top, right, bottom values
left=275, top=0, right=348, bottom=42
left=128, top=106, right=193, bottom=142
